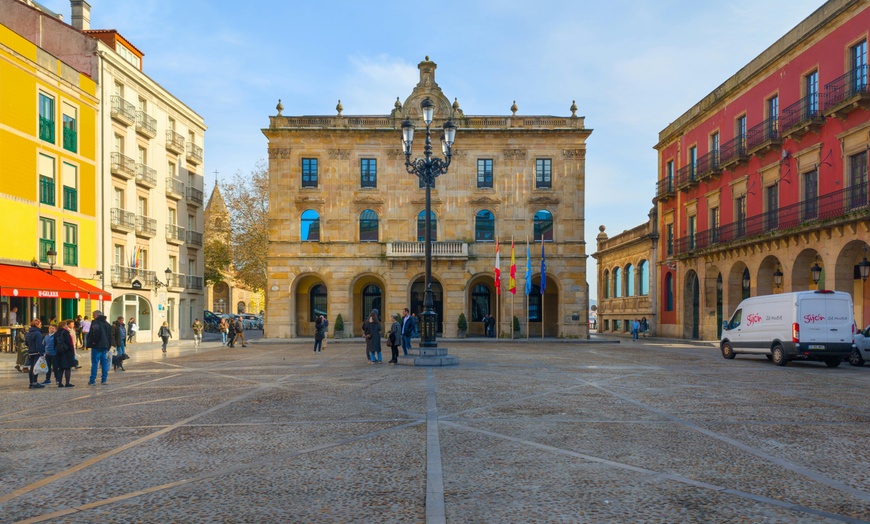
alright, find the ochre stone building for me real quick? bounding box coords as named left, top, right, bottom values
left=263, top=58, right=591, bottom=339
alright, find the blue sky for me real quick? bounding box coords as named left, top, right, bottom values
left=41, top=0, right=824, bottom=297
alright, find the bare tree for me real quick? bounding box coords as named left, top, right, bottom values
left=221, top=160, right=269, bottom=295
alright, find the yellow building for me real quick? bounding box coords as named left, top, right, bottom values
left=0, top=17, right=104, bottom=326
left=264, top=58, right=591, bottom=339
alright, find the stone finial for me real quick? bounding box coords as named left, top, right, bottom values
left=336, top=100, right=343, bottom=116
left=597, top=225, right=608, bottom=241
left=276, top=99, right=284, bottom=116
left=394, top=97, right=402, bottom=111
left=570, top=100, right=578, bottom=117
left=599, top=225, right=605, bottom=232
left=510, top=100, right=518, bottom=116
left=453, top=98, right=460, bottom=111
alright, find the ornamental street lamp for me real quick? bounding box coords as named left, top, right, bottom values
left=402, top=97, right=457, bottom=348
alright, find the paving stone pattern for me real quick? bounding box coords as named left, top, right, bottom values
left=0, top=338, right=868, bottom=523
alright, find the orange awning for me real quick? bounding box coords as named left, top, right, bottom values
left=0, top=264, right=110, bottom=300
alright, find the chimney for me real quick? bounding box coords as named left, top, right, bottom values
left=70, top=0, right=91, bottom=31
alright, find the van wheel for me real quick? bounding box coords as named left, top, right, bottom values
left=721, top=342, right=736, bottom=359
left=771, top=344, right=788, bottom=366
left=849, top=349, right=865, bottom=367
left=824, top=358, right=841, bottom=368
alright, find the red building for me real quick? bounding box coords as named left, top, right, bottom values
left=655, top=0, right=870, bottom=340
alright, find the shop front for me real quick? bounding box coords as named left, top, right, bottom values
left=0, top=263, right=110, bottom=351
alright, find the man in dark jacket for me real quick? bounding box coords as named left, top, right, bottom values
left=234, top=317, right=247, bottom=347
left=401, top=308, right=415, bottom=356
left=25, top=319, right=44, bottom=389
left=86, top=310, right=112, bottom=385
left=111, top=316, right=127, bottom=357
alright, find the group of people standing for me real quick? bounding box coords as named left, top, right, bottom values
left=218, top=317, right=247, bottom=348
left=630, top=317, right=650, bottom=340
left=360, top=308, right=417, bottom=365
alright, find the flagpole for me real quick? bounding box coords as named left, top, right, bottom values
left=510, top=236, right=515, bottom=339
left=526, top=237, right=530, bottom=341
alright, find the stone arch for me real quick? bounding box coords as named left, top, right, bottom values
left=756, top=255, right=783, bottom=296
left=466, top=273, right=496, bottom=336
left=727, top=261, right=749, bottom=315
left=834, top=239, right=870, bottom=326
left=527, top=272, right=560, bottom=337
left=292, top=273, right=328, bottom=337
left=350, top=273, right=387, bottom=337
left=409, top=273, right=446, bottom=335
left=683, top=270, right=700, bottom=339
left=792, top=248, right=822, bottom=291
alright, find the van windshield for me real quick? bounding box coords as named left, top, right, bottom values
left=728, top=309, right=742, bottom=329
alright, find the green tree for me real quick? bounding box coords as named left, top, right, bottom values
left=221, top=161, right=269, bottom=294
left=204, top=238, right=232, bottom=285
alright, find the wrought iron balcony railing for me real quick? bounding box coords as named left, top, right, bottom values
left=674, top=181, right=869, bottom=256
left=110, top=208, right=135, bottom=232
left=111, top=265, right=156, bottom=288
left=135, top=215, right=157, bottom=237
left=695, top=149, right=720, bottom=181
left=110, top=95, right=136, bottom=125
left=135, top=110, right=157, bottom=138
left=166, top=223, right=186, bottom=244
left=186, top=186, right=204, bottom=205
left=745, top=116, right=781, bottom=154
left=111, top=152, right=136, bottom=179
left=824, top=65, right=870, bottom=115
left=136, top=163, right=157, bottom=188
left=186, top=142, right=203, bottom=164
left=187, top=275, right=204, bottom=291
left=781, top=93, right=823, bottom=135
left=676, top=163, right=696, bottom=190
left=167, top=272, right=186, bottom=289
left=718, top=135, right=746, bottom=167
left=656, top=177, right=675, bottom=200
left=166, top=177, right=185, bottom=200
left=166, top=130, right=185, bottom=154
left=187, top=230, right=203, bottom=247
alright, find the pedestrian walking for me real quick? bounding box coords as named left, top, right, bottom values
left=74, top=315, right=83, bottom=349
left=227, top=318, right=236, bottom=348
left=233, top=317, right=247, bottom=347
left=191, top=318, right=204, bottom=348
left=80, top=316, right=91, bottom=351
left=641, top=316, right=649, bottom=338
left=86, top=311, right=111, bottom=385
left=313, top=315, right=325, bottom=352
left=631, top=318, right=640, bottom=341
left=388, top=314, right=401, bottom=364
left=111, top=316, right=127, bottom=357
left=24, top=319, right=44, bottom=388
left=14, top=327, right=27, bottom=372
left=401, top=308, right=415, bottom=356
left=42, top=324, right=57, bottom=385
left=54, top=320, right=77, bottom=387
left=363, top=311, right=382, bottom=363
left=219, top=318, right=229, bottom=346
left=484, top=312, right=495, bottom=337
left=127, top=317, right=137, bottom=344
left=158, top=321, right=172, bottom=353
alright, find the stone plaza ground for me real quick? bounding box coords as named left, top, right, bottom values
left=0, top=334, right=869, bottom=523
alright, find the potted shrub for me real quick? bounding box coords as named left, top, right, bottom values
left=513, top=316, right=520, bottom=339
left=334, top=313, right=344, bottom=339
left=457, top=313, right=468, bottom=338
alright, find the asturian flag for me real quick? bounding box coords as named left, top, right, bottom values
left=508, top=240, right=517, bottom=294
left=540, top=241, right=547, bottom=294
left=494, top=241, right=501, bottom=295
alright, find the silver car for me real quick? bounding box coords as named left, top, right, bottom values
left=851, top=323, right=870, bottom=366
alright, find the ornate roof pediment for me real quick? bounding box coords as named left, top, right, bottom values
left=401, top=57, right=454, bottom=121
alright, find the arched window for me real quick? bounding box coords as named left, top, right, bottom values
left=417, top=210, right=437, bottom=242
left=310, top=284, right=327, bottom=321
left=625, top=264, right=635, bottom=297
left=613, top=267, right=621, bottom=298
left=533, top=210, right=553, bottom=242
left=359, top=210, right=378, bottom=242
left=529, top=284, right=542, bottom=322
left=665, top=273, right=674, bottom=311
left=362, top=284, right=382, bottom=321
left=475, top=210, right=495, bottom=242
left=603, top=270, right=610, bottom=298
left=638, top=260, right=649, bottom=296
left=301, top=209, right=320, bottom=242
left=471, top=284, right=491, bottom=321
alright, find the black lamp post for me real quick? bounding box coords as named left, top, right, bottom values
left=810, top=259, right=823, bottom=285
left=402, top=97, right=456, bottom=348
left=857, top=247, right=870, bottom=282
left=46, top=248, right=57, bottom=274
left=773, top=265, right=783, bottom=288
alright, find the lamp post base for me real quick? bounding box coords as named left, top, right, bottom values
left=396, top=347, right=459, bottom=366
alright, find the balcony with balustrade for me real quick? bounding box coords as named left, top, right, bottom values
left=136, top=163, right=157, bottom=188
left=656, top=177, right=675, bottom=202
left=110, top=208, right=135, bottom=233
left=135, top=111, right=157, bottom=138
left=186, top=186, right=204, bottom=206
left=187, top=275, right=204, bottom=292
left=672, top=181, right=869, bottom=258
left=166, top=130, right=185, bottom=154
left=111, top=265, right=156, bottom=289
left=135, top=215, right=157, bottom=238
left=166, top=177, right=185, bottom=200
left=167, top=272, right=186, bottom=290
left=746, top=116, right=781, bottom=157
left=718, top=135, right=748, bottom=170
left=386, top=241, right=468, bottom=259
left=824, top=65, right=870, bottom=119
left=187, top=230, right=203, bottom=247
left=781, top=94, right=824, bottom=139
left=110, top=95, right=136, bottom=126
left=675, top=163, right=697, bottom=191
left=110, top=152, right=136, bottom=180
left=186, top=142, right=203, bottom=164
left=166, top=223, right=186, bottom=245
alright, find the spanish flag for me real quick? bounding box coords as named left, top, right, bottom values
left=508, top=240, right=516, bottom=294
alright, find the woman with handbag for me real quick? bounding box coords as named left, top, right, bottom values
left=24, top=319, right=44, bottom=389
left=387, top=314, right=401, bottom=364
left=158, top=322, right=172, bottom=353
left=365, top=311, right=383, bottom=364
left=54, top=320, right=77, bottom=387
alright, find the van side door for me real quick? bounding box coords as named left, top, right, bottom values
left=798, top=297, right=826, bottom=346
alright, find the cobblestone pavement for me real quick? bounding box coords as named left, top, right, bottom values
left=1, top=336, right=869, bottom=523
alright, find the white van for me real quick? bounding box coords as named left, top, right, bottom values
left=720, top=290, right=855, bottom=367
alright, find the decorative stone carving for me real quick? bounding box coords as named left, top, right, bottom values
left=268, top=148, right=291, bottom=159
left=353, top=196, right=385, bottom=206
left=328, top=149, right=351, bottom=159
left=276, top=99, right=284, bottom=116
left=451, top=149, right=467, bottom=158
left=562, top=149, right=586, bottom=159
left=528, top=195, right=560, bottom=205
left=387, top=150, right=405, bottom=158
left=504, top=149, right=527, bottom=159
left=470, top=195, right=501, bottom=206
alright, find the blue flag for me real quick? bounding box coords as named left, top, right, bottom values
left=540, top=242, right=546, bottom=293
left=524, top=241, right=532, bottom=296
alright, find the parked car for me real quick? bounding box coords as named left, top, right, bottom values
left=850, top=323, right=870, bottom=366
left=239, top=314, right=263, bottom=330
left=203, top=311, right=222, bottom=333
left=720, top=290, right=854, bottom=367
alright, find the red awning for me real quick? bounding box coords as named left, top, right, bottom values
left=0, top=264, right=111, bottom=300
left=51, top=271, right=111, bottom=301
